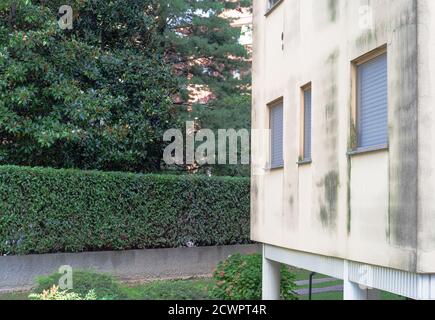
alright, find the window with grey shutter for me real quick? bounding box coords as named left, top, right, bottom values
left=270, top=103, right=284, bottom=169
left=303, top=88, right=312, bottom=160
left=357, top=53, right=388, bottom=149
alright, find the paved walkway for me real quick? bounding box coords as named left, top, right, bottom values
left=295, top=278, right=336, bottom=286
left=295, top=285, right=343, bottom=296
left=295, top=277, right=343, bottom=296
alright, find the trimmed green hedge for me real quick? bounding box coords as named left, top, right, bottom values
left=0, top=166, right=250, bottom=255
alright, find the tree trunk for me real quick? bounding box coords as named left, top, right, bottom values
left=9, top=1, right=16, bottom=28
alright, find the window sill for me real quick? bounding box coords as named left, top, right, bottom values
left=269, top=165, right=284, bottom=171
left=264, top=162, right=284, bottom=171
left=347, top=144, right=389, bottom=157
left=297, top=159, right=312, bottom=166
left=265, top=0, right=284, bottom=17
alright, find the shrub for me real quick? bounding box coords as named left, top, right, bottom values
left=210, top=254, right=298, bottom=300
left=0, top=166, right=251, bottom=255
left=34, top=270, right=126, bottom=300
left=126, top=279, right=212, bottom=300
left=29, top=286, right=97, bottom=301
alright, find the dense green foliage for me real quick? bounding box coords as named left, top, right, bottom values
left=190, top=94, right=251, bottom=177
left=0, top=166, right=251, bottom=255
left=34, top=270, right=126, bottom=300
left=155, top=0, right=251, bottom=103
left=0, top=0, right=179, bottom=172
left=0, top=0, right=252, bottom=175
left=210, top=254, right=298, bottom=300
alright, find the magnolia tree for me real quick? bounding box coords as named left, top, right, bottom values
left=0, top=0, right=179, bottom=172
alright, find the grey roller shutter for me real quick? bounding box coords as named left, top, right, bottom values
left=357, top=53, right=388, bottom=149
left=270, top=103, right=284, bottom=168
left=304, top=89, right=312, bottom=160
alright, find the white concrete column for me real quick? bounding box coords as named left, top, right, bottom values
left=343, top=261, right=380, bottom=300
left=344, top=281, right=381, bottom=300
left=343, top=280, right=366, bottom=300
left=262, top=246, right=281, bottom=300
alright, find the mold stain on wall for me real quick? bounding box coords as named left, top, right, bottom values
left=346, top=160, right=352, bottom=234
left=319, top=171, right=340, bottom=229
left=289, top=195, right=294, bottom=209
left=388, top=2, right=419, bottom=252
left=317, top=48, right=341, bottom=232
left=324, top=49, right=340, bottom=160
left=251, top=178, right=259, bottom=229
left=328, top=0, right=339, bottom=22
left=313, top=0, right=339, bottom=29
left=356, top=30, right=375, bottom=48
left=346, top=84, right=357, bottom=235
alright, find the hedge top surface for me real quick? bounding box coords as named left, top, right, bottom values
left=0, top=165, right=249, bottom=182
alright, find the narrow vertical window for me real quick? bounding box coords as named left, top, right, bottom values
left=270, top=102, right=284, bottom=169
left=302, top=86, right=312, bottom=161
left=357, top=53, right=388, bottom=149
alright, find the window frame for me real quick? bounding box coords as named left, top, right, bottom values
left=265, top=0, right=284, bottom=17
left=268, top=98, right=284, bottom=170
left=350, top=45, right=389, bottom=155
left=299, top=83, right=312, bottom=165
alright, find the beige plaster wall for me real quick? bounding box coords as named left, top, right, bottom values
left=251, top=0, right=430, bottom=272
left=417, top=0, right=435, bottom=272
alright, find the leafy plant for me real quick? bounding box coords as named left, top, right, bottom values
left=33, top=270, right=126, bottom=300
left=0, top=166, right=251, bottom=255
left=210, top=254, right=298, bottom=300
left=29, top=285, right=97, bottom=301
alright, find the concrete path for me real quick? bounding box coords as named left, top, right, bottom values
left=295, top=278, right=336, bottom=286
left=295, top=277, right=343, bottom=296
left=295, top=285, right=343, bottom=296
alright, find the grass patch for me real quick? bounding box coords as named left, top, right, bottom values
left=298, top=280, right=343, bottom=290
left=0, top=269, right=408, bottom=301
left=292, top=269, right=328, bottom=282
left=0, top=291, right=29, bottom=301
left=381, top=291, right=406, bottom=301
left=122, top=279, right=214, bottom=300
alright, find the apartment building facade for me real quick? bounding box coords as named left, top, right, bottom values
left=251, top=0, right=435, bottom=300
